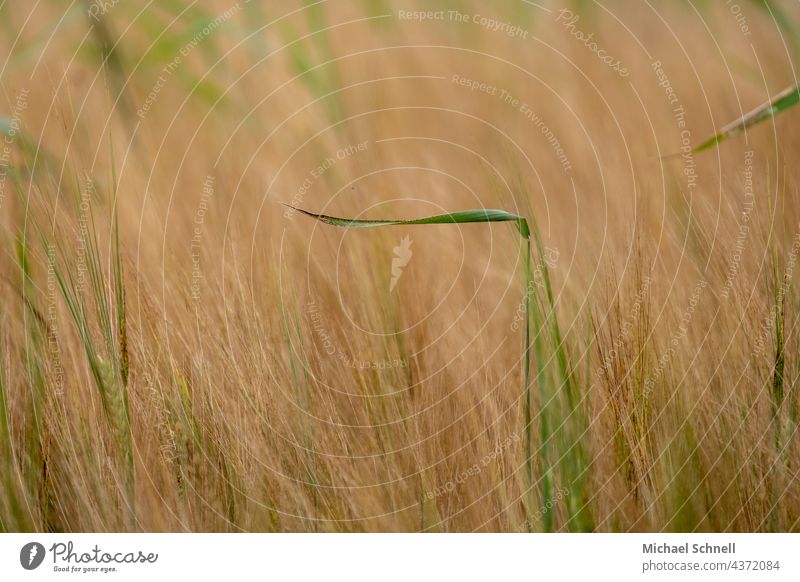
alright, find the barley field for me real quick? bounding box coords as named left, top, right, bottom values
left=1, top=0, right=799, bottom=533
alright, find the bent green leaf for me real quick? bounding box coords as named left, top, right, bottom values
left=692, top=84, right=800, bottom=154
left=286, top=205, right=530, bottom=239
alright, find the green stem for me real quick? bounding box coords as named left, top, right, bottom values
left=522, top=234, right=534, bottom=532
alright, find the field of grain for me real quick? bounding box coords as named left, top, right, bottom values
left=1, top=0, right=799, bottom=532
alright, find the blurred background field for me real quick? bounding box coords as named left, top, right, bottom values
left=0, top=0, right=799, bottom=532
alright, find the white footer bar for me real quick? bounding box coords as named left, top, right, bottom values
left=1, top=533, right=797, bottom=581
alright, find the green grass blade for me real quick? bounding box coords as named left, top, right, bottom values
left=287, top=206, right=530, bottom=239
left=16, top=228, right=46, bottom=528
left=290, top=203, right=545, bottom=528
left=692, top=84, right=800, bottom=153
left=521, top=236, right=538, bottom=531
